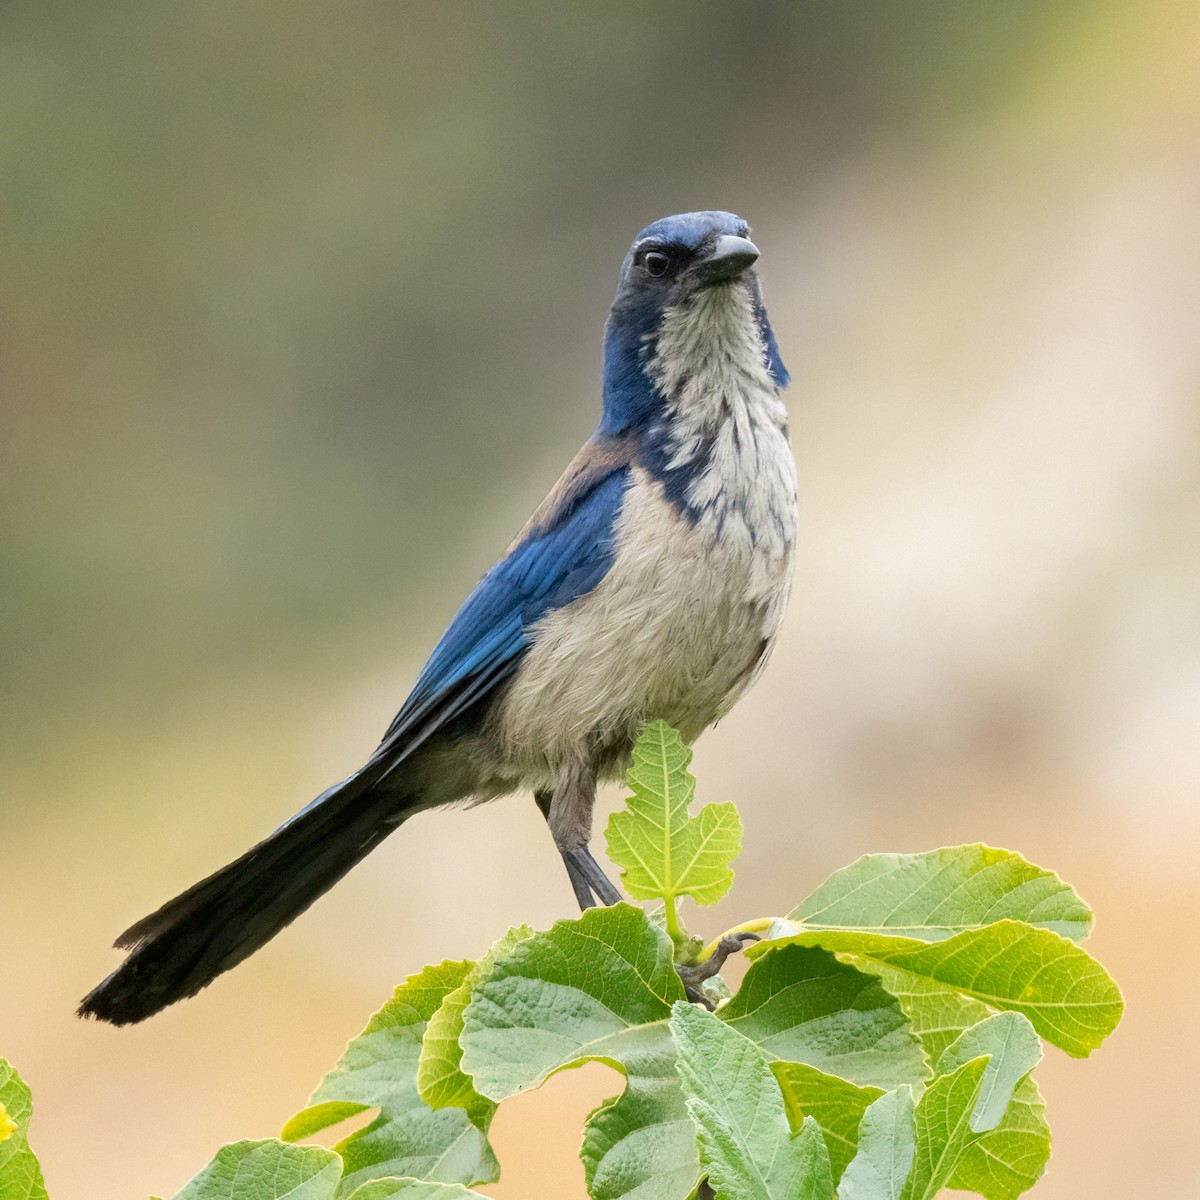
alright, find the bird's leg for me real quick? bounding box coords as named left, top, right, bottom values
left=541, top=761, right=623, bottom=912
left=534, top=789, right=595, bottom=908
left=571, top=845, right=623, bottom=907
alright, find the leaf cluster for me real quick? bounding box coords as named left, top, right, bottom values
left=0, top=724, right=1122, bottom=1200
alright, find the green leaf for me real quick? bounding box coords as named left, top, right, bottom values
left=670, top=1003, right=834, bottom=1200
left=459, top=904, right=699, bottom=1200
left=749, top=921, right=1123, bottom=1057
left=948, top=1076, right=1050, bottom=1200
left=581, top=1072, right=699, bottom=1200
left=417, top=926, right=532, bottom=1128
left=0, top=1061, right=49, bottom=1200
left=284, top=960, right=497, bottom=1193
left=842, top=1048, right=1036, bottom=1200
left=936, top=1013, right=1041, bottom=1133
left=343, top=1181, right=494, bottom=1200
left=460, top=904, right=684, bottom=1097
left=769, top=1062, right=882, bottom=1183
left=459, top=907, right=945, bottom=1199
left=172, top=1141, right=341, bottom=1200
left=605, top=721, right=741, bottom=908
left=850, top=974, right=1051, bottom=1199
left=862, top=961, right=994, bottom=1064
left=900, top=1056, right=989, bottom=1200
left=788, top=845, right=1093, bottom=942
left=719, top=944, right=928, bottom=1088
left=837, top=1087, right=916, bottom=1200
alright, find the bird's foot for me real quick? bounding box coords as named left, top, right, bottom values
left=564, top=845, right=623, bottom=909
left=676, top=932, right=761, bottom=1008
left=561, top=853, right=595, bottom=909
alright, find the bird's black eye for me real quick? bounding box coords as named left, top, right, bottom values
left=644, top=251, right=670, bottom=278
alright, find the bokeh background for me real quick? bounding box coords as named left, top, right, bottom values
left=3, top=2, right=1198, bottom=1196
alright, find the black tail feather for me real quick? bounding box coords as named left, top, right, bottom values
left=79, top=771, right=416, bottom=1025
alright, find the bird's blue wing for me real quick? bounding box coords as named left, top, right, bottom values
left=371, top=437, right=633, bottom=765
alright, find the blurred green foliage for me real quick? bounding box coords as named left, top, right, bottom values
left=0, top=0, right=1097, bottom=766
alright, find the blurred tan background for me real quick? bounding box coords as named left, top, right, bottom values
left=3, top=2, right=1198, bottom=1196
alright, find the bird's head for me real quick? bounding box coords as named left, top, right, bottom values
left=615, top=210, right=761, bottom=306
left=600, top=211, right=787, bottom=435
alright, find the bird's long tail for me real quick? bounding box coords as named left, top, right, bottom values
left=78, top=766, right=417, bottom=1025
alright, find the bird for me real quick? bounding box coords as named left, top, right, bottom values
left=79, top=210, right=797, bottom=1025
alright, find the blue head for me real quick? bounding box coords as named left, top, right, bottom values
left=599, top=211, right=788, bottom=436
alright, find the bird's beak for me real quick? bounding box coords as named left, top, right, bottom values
left=694, top=234, right=760, bottom=286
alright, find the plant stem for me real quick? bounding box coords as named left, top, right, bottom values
left=697, top=917, right=776, bottom=963
left=664, top=895, right=690, bottom=960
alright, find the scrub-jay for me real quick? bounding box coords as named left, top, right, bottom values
left=80, top=210, right=796, bottom=1024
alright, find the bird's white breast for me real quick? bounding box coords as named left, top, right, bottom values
left=651, top=282, right=796, bottom=567
left=497, top=282, right=797, bottom=781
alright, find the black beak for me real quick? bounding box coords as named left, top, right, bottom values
left=694, top=234, right=760, bottom=286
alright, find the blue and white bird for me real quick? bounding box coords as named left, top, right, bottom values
left=80, top=210, right=797, bottom=1024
